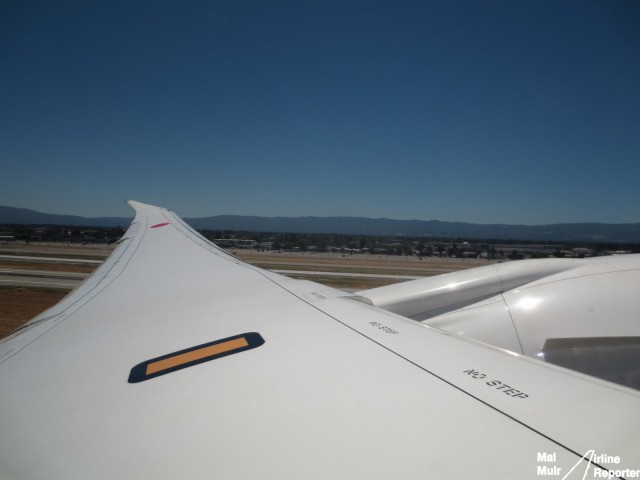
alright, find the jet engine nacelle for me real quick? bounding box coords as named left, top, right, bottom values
left=358, top=255, right=640, bottom=389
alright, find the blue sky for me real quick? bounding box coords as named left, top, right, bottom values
left=1, top=1, right=639, bottom=224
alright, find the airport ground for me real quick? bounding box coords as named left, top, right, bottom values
left=0, top=242, right=496, bottom=340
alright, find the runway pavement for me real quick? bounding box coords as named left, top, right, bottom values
left=0, top=254, right=102, bottom=265
left=0, top=264, right=423, bottom=291
left=1, top=244, right=471, bottom=339
left=270, top=269, right=424, bottom=280
left=0, top=268, right=86, bottom=289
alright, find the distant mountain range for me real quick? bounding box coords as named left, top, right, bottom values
left=1, top=205, right=639, bottom=243
left=0, top=206, right=131, bottom=227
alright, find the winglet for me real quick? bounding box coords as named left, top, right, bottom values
left=125, top=200, right=169, bottom=217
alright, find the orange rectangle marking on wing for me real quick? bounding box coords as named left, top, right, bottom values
left=145, top=337, right=249, bottom=375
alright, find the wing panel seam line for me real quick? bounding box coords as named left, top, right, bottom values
left=257, top=269, right=611, bottom=473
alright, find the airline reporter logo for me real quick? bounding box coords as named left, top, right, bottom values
left=536, top=450, right=640, bottom=479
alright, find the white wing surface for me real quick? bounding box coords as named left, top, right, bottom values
left=1, top=201, right=638, bottom=479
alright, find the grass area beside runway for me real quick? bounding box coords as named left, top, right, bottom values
left=283, top=274, right=406, bottom=290
left=0, top=286, right=70, bottom=339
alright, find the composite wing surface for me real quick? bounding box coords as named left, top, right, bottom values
left=1, top=201, right=639, bottom=479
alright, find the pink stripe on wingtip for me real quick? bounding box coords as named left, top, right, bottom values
left=150, top=222, right=170, bottom=228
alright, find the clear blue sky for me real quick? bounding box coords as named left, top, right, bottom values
left=1, top=1, right=639, bottom=224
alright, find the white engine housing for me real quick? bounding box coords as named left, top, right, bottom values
left=357, top=255, right=640, bottom=389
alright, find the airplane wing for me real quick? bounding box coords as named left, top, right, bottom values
left=1, top=201, right=639, bottom=479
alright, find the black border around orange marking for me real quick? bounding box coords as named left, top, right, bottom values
left=128, top=332, right=265, bottom=383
